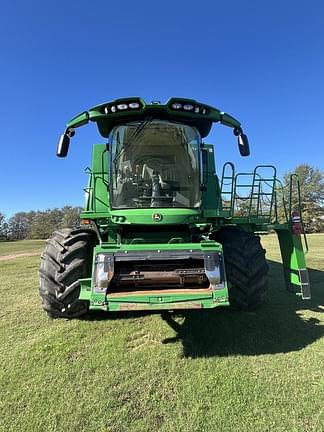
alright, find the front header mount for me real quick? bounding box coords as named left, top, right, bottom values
left=57, top=97, right=250, bottom=157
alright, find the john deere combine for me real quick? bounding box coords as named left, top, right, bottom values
left=39, top=97, right=310, bottom=318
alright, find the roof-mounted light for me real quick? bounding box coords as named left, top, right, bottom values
left=129, top=102, right=140, bottom=109
left=171, top=103, right=182, bottom=109
left=169, top=100, right=209, bottom=115
left=117, top=104, right=128, bottom=110
left=96, top=98, right=145, bottom=116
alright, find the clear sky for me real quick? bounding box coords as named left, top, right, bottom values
left=1, top=0, right=323, bottom=216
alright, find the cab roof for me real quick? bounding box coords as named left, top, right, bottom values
left=66, top=97, right=242, bottom=138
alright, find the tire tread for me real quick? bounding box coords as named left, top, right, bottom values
left=39, top=228, right=96, bottom=318
left=212, top=227, right=269, bottom=310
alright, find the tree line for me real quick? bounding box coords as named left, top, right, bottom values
left=0, top=206, right=83, bottom=241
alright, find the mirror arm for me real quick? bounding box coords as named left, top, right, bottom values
left=220, top=112, right=241, bottom=129
left=66, top=111, right=90, bottom=129
left=57, top=112, right=90, bottom=158
left=219, top=114, right=250, bottom=156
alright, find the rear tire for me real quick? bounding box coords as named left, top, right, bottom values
left=39, top=228, right=96, bottom=318
left=212, top=227, right=269, bottom=310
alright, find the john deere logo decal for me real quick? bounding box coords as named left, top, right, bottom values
left=153, top=213, right=162, bottom=222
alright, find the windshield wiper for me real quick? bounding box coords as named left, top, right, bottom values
left=113, top=117, right=153, bottom=164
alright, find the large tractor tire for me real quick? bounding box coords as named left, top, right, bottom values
left=39, top=228, right=96, bottom=318
left=212, top=227, right=269, bottom=310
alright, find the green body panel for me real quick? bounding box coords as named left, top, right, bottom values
left=92, top=241, right=222, bottom=252
left=275, top=228, right=310, bottom=299
left=107, top=209, right=202, bottom=226
left=202, top=144, right=221, bottom=217
left=83, top=144, right=110, bottom=214
left=62, top=97, right=310, bottom=312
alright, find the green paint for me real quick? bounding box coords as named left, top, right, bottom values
left=275, top=228, right=310, bottom=299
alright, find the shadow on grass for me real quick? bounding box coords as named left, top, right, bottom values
left=161, top=260, right=324, bottom=357
left=82, top=309, right=154, bottom=321
left=83, top=260, right=323, bottom=357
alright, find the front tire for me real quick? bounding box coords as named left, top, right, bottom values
left=212, top=227, right=269, bottom=310
left=39, top=228, right=96, bottom=318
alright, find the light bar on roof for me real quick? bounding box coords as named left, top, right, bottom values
left=101, top=99, right=144, bottom=115
left=169, top=100, right=209, bottom=115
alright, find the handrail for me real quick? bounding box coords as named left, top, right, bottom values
left=274, top=178, right=289, bottom=224
left=220, top=163, right=279, bottom=223
left=218, top=163, right=309, bottom=250
left=290, top=174, right=308, bottom=252
left=220, top=162, right=235, bottom=215
left=84, top=170, right=109, bottom=213
left=252, top=165, right=277, bottom=221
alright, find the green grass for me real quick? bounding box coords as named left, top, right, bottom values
left=0, top=235, right=323, bottom=432
left=0, top=239, right=45, bottom=256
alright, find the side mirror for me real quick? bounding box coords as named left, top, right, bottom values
left=56, top=128, right=75, bottom=157
left=238, top=133, right=250, bottom=157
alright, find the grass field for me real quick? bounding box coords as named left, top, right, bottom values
left=0, top=235, right=323, bottom=432
left=0, top=239, right=44, bottom=256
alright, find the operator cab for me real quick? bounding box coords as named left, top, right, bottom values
left=109, top=119, right=201, bottom=209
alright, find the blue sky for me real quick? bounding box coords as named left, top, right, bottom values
left=1, top=0, right=323, bottom=216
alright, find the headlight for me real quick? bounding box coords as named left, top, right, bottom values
left=183, top=104, right=194, bottom=111
left=204, top=253, right=224, bottom=290
left=94, top=253, right=114, bottom=293
left=171, top=103, right=182, bottom=109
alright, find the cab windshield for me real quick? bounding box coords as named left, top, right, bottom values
left=110, top=119, right=201, bottom=209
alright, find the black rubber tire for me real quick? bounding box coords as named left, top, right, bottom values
left=212, top=227, right=269, bottom=310
left=39, top=228, right=96, bottom=318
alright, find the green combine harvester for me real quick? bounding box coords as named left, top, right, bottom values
left=39, top=97, right=311, bottom=318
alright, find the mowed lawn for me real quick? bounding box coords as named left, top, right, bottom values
left=0, top=235, right=323, bottom=432
left=0, top=239, right=44, bottom=256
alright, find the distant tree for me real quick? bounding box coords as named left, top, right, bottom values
left=61, top=206, right=82, bottom=228
left=4, top=206, right=84, bottom=240
left=8, top=212, right=30, bottom=240
left=27, top=206, right=82, bottom=239
left=24, top=211, right=36, bottom=238
left=234, top=197, right=250, bottom=217
left=28, top=208, right=64, bottom=239
left=0, top=212, right=9, bottom=240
